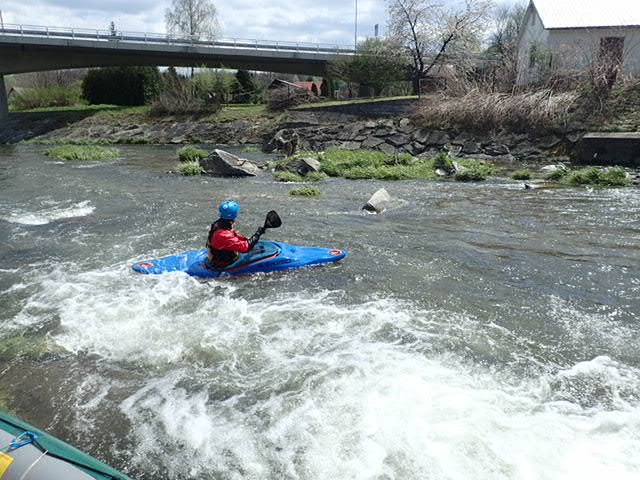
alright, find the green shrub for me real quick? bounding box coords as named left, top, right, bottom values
left=512, top=169, right=533, bottom=180
left=177, top=146, right=208, bottom=162
left=457, top=158, right=501, bottom=177
left=274, top=170, right=327, bottom=182
left=274, top=171, right=305, bottom=182
left=565, top=167, right=629, bottom=186
left=545, top=169, right=568, bottom=181
left=271, top=149, right=500, bottom=182
left=289, top=186, right=321, bottom=196
left=176, top=160, right=204, bottom=176
left=599, top=167, right=630, bottom=186
left=45, top=145, right=120, bottom=161
left=318, top=148, right=426, bottom=180
left=432, top=152, right=454, bottom=171
left=455, top=168, right=486, bottom=182
left=82, top=66, right=161, bottom=105
left=10, top=86, right=83, bottom=110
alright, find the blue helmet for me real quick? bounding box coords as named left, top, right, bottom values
left=218, top=200, right=239, bottom=220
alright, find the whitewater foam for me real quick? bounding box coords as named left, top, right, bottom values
left=2, top=200, right=95, bottom=225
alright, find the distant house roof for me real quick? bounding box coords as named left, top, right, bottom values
left=268, top=79, right=305, bottom=90
left=531, top=0, right=640, bottom=29
left=293, top=81, right=323, bottom=92
left=268, top=79, right=323, bottom=95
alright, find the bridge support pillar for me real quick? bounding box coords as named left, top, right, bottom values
left=0, top=75, right=7, bottom=120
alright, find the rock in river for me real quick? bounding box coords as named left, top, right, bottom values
left=363, top=188, right=391, bottom=213
left=201, top=149, right=259, bottom=177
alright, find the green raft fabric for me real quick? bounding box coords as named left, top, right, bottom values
left=0, top=409, right=132, bottom=480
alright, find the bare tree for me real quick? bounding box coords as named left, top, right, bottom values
left=165, top=0, right=219, bottom=40
left=485, top=1, right=527, bottom=90
left=387, top=0, right=494, bottom=93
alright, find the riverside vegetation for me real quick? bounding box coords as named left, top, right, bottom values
left=44, top=145, right=120, bottom=161
left=273, top=149, right=500, bottom=182
left=170, top=145, right=633, bottom=187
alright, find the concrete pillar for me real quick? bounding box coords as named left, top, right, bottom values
left=0, top=75, right=7, bottom=120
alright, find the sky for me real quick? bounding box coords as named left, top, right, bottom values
left=0, top=0, right=522, bottom=47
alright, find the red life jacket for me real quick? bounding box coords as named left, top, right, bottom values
left=207, top=220, right=249, bottom=267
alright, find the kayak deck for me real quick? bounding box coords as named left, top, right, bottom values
left=132, top=240, right=346, bottom=278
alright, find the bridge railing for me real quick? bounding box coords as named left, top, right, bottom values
left=0, top=23, right=355, bottom=55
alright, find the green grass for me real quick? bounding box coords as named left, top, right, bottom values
left=213, top=104, right=269, bottom=122
left=177, top=145, right=208, bottom=162
left=289, top=186, right=321, bottom=196
left=453, top=158, right=502, bottom=182
left=176, top=160, right=204, bottom=176
left=512, top=169, right=533, bottom=180
left=273, top=170, right=327, bottom=182
left=455, top=169, right=487, bottom=182
left=45, top=145, right=120, bottom=161
left=272, top=149, right=501, bottom=182
left=564, top=167, right=630, bottom=187
left=9, top=85, right=83, bottom=111
left=545, top=169, right=569, bottom=181
left=318, top=148, right=421, bottom=180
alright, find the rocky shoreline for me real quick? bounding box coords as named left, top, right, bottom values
left=2, top=104, right=639, bottom=181
left=4, top=108, right=574, bottom=162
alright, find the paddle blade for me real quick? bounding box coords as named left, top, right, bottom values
left=264, top=210, right=282, bottom=229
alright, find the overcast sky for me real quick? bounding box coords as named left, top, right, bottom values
left=1, top=0, right=522, bottom=46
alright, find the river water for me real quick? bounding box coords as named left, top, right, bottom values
left=0, top=144, right=639, bottom=479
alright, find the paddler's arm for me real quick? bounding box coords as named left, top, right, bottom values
left=247, top=226, right=266, bottom=251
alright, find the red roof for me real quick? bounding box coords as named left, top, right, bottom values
left=293, top=81, right=322, bottom=91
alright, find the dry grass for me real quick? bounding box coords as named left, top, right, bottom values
left=415, top=89, right=581, bottom=133
left=267, top=87, right=318, bottom=111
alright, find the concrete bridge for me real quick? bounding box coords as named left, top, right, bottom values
left=0, top=24, right=355, bottom=118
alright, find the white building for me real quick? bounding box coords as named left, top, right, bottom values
left=517, top=0, right=640, bottom=84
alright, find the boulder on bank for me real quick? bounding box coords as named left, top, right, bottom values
left=279, top=157, right=321, bottom=176
left=200, top=149, right=259, bottom=176
left=363, top=188, right=391, bottom=213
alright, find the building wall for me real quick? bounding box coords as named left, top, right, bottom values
left=547, top=28, right=640, bottom=74
left=517, top=5, right=640, bottom=84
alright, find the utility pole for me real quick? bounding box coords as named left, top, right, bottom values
left=354, top=0, right=358, bottom=51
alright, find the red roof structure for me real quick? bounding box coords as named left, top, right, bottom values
left=293, top=81, right=323, bottom=95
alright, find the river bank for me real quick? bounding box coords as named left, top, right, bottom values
left=2, top=99, right=639, bottom=176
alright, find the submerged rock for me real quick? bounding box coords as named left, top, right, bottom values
left=201, top=149, right=259, bottom=176
left=363, top=188, right=391, bottom=213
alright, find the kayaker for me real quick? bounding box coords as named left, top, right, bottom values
left=206, top=200, right=265, bottom=269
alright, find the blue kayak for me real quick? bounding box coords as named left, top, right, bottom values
left=132, top=240, right=347, bottom=278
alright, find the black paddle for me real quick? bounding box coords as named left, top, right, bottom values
left=248, top=211, right=282, bottom=251
left=263, top=210, right=282, bottom=230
